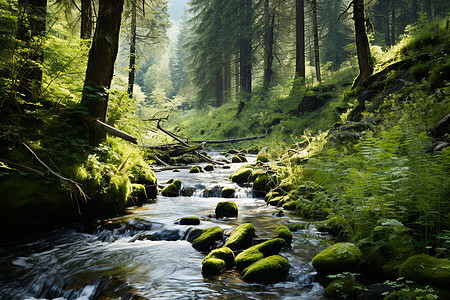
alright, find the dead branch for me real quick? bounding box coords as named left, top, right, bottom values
left=95, top=119, right=138, bottom=144
left=190, top=135, right=266, bottom=144
left=0, top=158, right=45, bottom=177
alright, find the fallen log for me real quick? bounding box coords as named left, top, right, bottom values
left=96, top=119, right=138, bottom=144
left=0, top=158, right=45, bottom=177
left=169, top=143, right=205, bottom=157
left=190, top=135, right=266, bottom=144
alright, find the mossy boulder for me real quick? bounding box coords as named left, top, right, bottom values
left=273, top=226, right=293, bottom=245
left=242, top=255, right=290, bottom=284
left=204, top=165, right=214, bottom=171
left=252, top=174, right=271, bottom=197
left=191, top=226, right=224, bottom=252
left=187, top=228, right=205, bottom=243
left=202, top=247, right=235, bottom=276
left=232, top=155, right=243, bottom=163
left=129, top=183, right=148, bottom=205
left=179, top=217, right=200, bottom=225
left=399, top=254, right=450, bottom=288
left=264, top=191, right=280, bottom=202
left=215, top=201, right=238, bottom=218
left=189, top=165, right=202, bottom=173
left=311, top=243, right=362, bottom=275
left=221, top=187, right=236, bottom=198
left=129, top=164, right=158, bottom=199
left=181, top=186, right=196, bottom=197
left=161, top=180, right=181, bottom=197
left=323, top=277, right=366, bottom=299
left=230, top=167, right=252, bottom=183
left=224, top=223, right=256, bottom=250
left=235, top=238, right=285, bottom=270
left=256, top=148, right=270, bottom=163
left=282, top=200, right=297, bottom=210
left=326, top=215, right=349, bottom=236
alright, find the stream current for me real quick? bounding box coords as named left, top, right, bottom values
left=0, top=153, right=331, bottom=299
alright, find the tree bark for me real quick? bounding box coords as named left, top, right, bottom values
left=262, top=0, right=274, bottom=101
left=81, top=0, right=124, bottom=123
left=424, top=0, right=432, bottom=21
left=224, top=61, right=231, bottom=103
left=215, top=68, right=223, bottom=107
left=295, top=0, right=305, bottom=82
left=312, top=0, right=321, bottom=83
left=127, top=0, right=137, bottom=98
left=352, top=0, right=373, bottom=89
left=239, top=0, right=252, bottom=97
left=391, top=4, right=396, bottom=45
left=384, top=12, right=390, bottom=47
left=81, top=0, right=93, bottom=39
left=16, top=0, right=47, bottom=103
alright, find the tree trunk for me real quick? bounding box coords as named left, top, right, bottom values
left=81, top=0, right=92, bottom=39
left=235, top=51, right=240, bottom=100
left=412, top=0, right=418, bottom=23
left=424, top=0, right=432, bottom=21
left=127, top=0, right=137, bottom=98
left=81, top=0, right=124, bottom=123
left=352, top=0, right=374, bottom=89
left=295, top=0, right=305, bottom=82
left=16, top=0, right=47, bottom=104
left=224, top=60, right=231, bottom=103
left=312, top=0, right=321, bottom=83
left=262, top=0, right=274, bottom=101
left=391, top=4, right=396, bottom=45
left=239, top=0, right=252, bottom=97
left=215, top=68, right=223, bottom=107
left=384, top=12, right=390, bottom=46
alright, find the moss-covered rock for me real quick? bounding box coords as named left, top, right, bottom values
left=189, top=165, right=202, bottom=173
left=181, top=186, right=196, bottom=197
left=252, top=174, right=271, bottom=197
left=326, top=215, right=349, bottom=236
left=204, top=165, right=214, bottom=171
left=311, top=243, right=362, bottom=275
left=235, top=238, right=286, bottom=270
left=242, top=255, right=290, bottom=284
left=221, top=187, right=236, bottom=198
left=179, top=217, right=200, bottom=225
left=191, top=226, right=224, bottom=252
left=230, top=167, right=253, bottom=183
left=224, top=223, right=256, bottom=250
left=187, top=228, right=204, bottom=243
left=399, top=254, right=450, bottom=288
left=129, top=164, right=158, bottom=199
left=129, top=183, right=147, bottom=205
left=161, top=181, right=181, bottom=197
left=256, top=148, right=270, bottom=163
left=215, top=201, right=238, bottom=218
left=264, top=191, right=280, bottom=203
left=282, top=200, right=297, bottom=210
left=202, top=247, right=235, bottom=276
left=273, top=226, right=293, bottom=245
left=323, top=277, right=366, bottom=299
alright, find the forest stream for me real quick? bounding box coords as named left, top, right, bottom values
left=0, top=152, right=331, bottom=299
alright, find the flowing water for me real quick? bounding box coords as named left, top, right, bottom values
left=0, top=153, right=332, bottom=299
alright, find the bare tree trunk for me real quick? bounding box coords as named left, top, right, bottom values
left=391, top=4, right=396, bottom=45
left=295, top=0, right=305, bottom=82
left=235, top=51, right=240, bottom=100
left=215, top=68, right=223, bottom=107
left=384, top=13, right=390, bottom=46
left=262, top=0, right=274, bottom=101
left=17, top=0, right=47, bottom=104
left=81, top=0, right=124, bottom=123
left=424, top=0, right=432, bottom=21
left=224, top=60, right=231, bottom=103
left=81, top=0, right=93, bottom=39
left=312, top=0, right=321, bottom=83
left=127, top=0, right=137, bottom=98
left=352, top=0, right=373, bottom=88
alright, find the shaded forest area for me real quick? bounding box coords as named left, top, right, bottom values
left=0, top=0, right=450, bottom=298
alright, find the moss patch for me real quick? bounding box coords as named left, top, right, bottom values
left=221, top=187, right=236, bottom=198
left=399, top=254, right=450, bottom=288
left=179, top=217, right=200, bottom=225
left=224, top=223, right=255, bottom=250
left=191, top=226, right=224, bottom=252
left=230, top=167, right=253, bottom=183
left=323, top=277, right=366, bottom=299
left=235, top=238, right=285, bottom=270
left=215, top=201, right=238, bottom=218
left=273, top=226, right=293, bottom=245
left=189, top=165, right=202, bottom=173
left=242, top=255, right=290, bottom=284
left=311, top=243, right=362, bottom=275
left=202, top=247, right=235, bottom=276
left=161, top=180, right=181, bottom=197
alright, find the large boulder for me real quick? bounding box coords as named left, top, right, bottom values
left=202, top=247, right=235, bottom=277
left=235, top=238, right=285, bottom=270
left=311, top=243, right=362, bottom=275
left=230, top=167, right=253, bottom=183
left=224, top=223, right=255, bottom=250
left=189, top=165, right=202, bottom=173
left=161, top=180, right=182, bottom=197
left=242, top=255, right=290, bottom=284
left=399, top=254, right=450, bottom=288
left=273, top=225, right=293, bottom=245
left=129, top=183, right=147, bottom=205
left=215, top=201, right=238, bottom=218
left=221, top=187, right=236, bottom=198
left=191, top=226, right=224, bottom=252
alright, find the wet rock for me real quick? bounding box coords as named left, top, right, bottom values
left=221, top=187, right=236, bottom=198
left=189, top=165, right=202, bottom=173
left=192, top=226, right=224, bottom=252
left=179, top=217, right=200, bottom=225
left=129, top=184, right=147, bottom=205
left=273, top=226, right=292, bottom=245
left=324, top=276, right=366, bottom=299
left=311, top=243, right=362, bottom=275
left=232, top=153, right=247, bottom=163
left=242, top=255, right=290, bottom=284
left=202, top=186, right=222, bottom=197
left=252, top=172, right=275, bottom=197
left=298, top=95, right=327, bottom=113
left=235, top=238, right=285, bottom=270
left=181, top=186, right=196, bottom=197
left=399, top=254, right=450, bottom=288
left=130, top=164, right=158, bottom=199
left=161, top=180, right=182, bottom=197
left=224, top=223, right=255, bottom=251
left=186, top=228, right=204, bottom=243
left=202, top=247, right=235, bottom=276
left=230, top=167, right=253, bottom=183
left=215, top=201, right=238, bottom=218
left=432, top=113, right=450, bottom=139
left=204, top=165, right=214, bottom=171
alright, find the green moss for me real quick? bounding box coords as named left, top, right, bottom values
left=179, top=217, right=200, bottom=225
left=256, top=153, right=269, bottom=163
left=323, top=277, right=366, bottom=300
left=173, top=179, right=182, bottom=190
left=326, top=215, right=349, bottom=236
left=192, top=226, right=224, bottom=252
left=129, top=183, right=147, bottom=205
left=252, top=174, right=271, bottom=197
left=242, top=255, right=290, bottom=284
left=224, top=223, right=255, bottom=250
left=189, top=165, right=202, bottom=173
left=161, top=182, right=180, bottom=197
left=215, top=201, right=238, bottom=218
left=273, top=226, right=293, bottom=245
left=282, top=200, right=296, bottom=210
left=202, top=246, right=235, bottom=277
left=264, top=191, right=280, bottom=203
left=311, top=243, right=362, bottom=275
left=235, top=238, right=286, bottom=270
left=181, top=186, right=195, bottom=197
left=221, top=187, right=236, bottom=198
left=399, top=254, right=450, bottom=288
left=230, top=167, right=253, bottom=183
left=232, top=155, right=243, bottom=163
